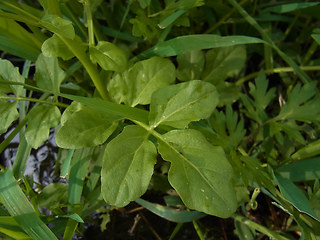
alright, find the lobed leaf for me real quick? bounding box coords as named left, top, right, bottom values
left=149, top=80, right=219, bottom=129
left=89, top=41, right=127, bottom=72
left=56, top=102, right=120, bottom=149
left=108, top=56, right=176, bottom=106
left=25, top=105, right=61, bottom=149
left=158, top=129, right=237, bottom=218
left=101, top=125, right=157, bottom=207
left=34, top=54, right=65, bottom=94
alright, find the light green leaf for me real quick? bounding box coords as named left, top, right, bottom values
left=40, top=14, right=75, bottom=39
left=41, top=34, right=75, bottom=60
left=276, top=82, right=320, bottom=122
left=0, top=100, right=18, bottom=134
left=101, top=125, right=157, bottom=207
left=263, top=2, right=320, bottom=14
left=158, top=129, right=237, bottom=217
left=0, top=59, right=25, bottom=96
left=275, top=174, right=319, bottom=221
left=25, top=105, right=61, bottom=149
left=89, top=41, right=127, bottom=72
left=202, top=46, right=246, bottom=84
left=34, top=54, right=66, bottom=94
left=176, top=50, right=205, bottom=82
left=291, top=140, right=320, bottom=161
left=149, top=80, right=219, bottom=129
left=312, top=33, right=320, bottom=45
left=56, top=102, right=120, bottom=149
left=0, top=169, right=58, bottom=240
left=108, top=56, right=176, bottom=106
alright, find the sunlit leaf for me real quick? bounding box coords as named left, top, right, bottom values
left=0, top=59, right=25, bottom=96
left=101, top=125, right=157, bottom=207
left=0, top=99, right=18, bottom=134
left=40, top=14, right=75, bottom=39
left=158, top=129, right=237, bottom=217
left=25, top=104, right=61, bottom=149
left=149, top=80, right=219, bottom=129
left=41, top=34, right=75, bottom=60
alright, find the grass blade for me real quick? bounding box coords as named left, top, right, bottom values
left=0, top=169, right=58, bottom=240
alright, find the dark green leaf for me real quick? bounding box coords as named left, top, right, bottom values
left=101, top=125, right=157, bottom=207
left=263, top=2, right=320, bottom=14
left=158, top=129, right=237, bottom=217
left=176, top=50, right=205, bottom=82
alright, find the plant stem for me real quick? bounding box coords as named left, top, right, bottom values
left=84, top=0, right=95, bottom=46
left=236, top=65, right=320, bottom=86
left=232, top=214, right=291, bottom=240
left=0, top=96, right=69, bottom=108
left=0, top=117, right=28, bottom=154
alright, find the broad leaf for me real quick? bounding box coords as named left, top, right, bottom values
left=101, top=125, right=157, bottom=207
left=158, top=129, right=237, bottom=217
left=25, top=105, right=61, bottom=149
left=149, top=80, right=219, bottom=129
left=40, top=14, right=75, bottom=39
left=0, top=59, right=24, bottom=96
left=41, top=34, right=75, bottom=60
left=107, top=56, right=176, bottom=106
left=176, top=50, right=205, bottom=81
left=276, top=82, right=320, bottom=122
left=0, top=99, right=18, bottom=134
left=202, top=46, right=246, bottom=84
left=34, top=54, right=65, bottom=94
left=56, top=102, right=120, bottom=149
left=89, top=41, right=127, bottom=72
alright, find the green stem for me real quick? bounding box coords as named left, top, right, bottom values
left=227, top=0, right=311, bottom=84
left=236, top=65, right=320, bottom=86
left=1, top=96, right=69, bottom=108
left=57, top=35, right=110, bottom=101
left=232, top=214, right=291, bottom=240
left=0, top=117, right=28, bottom=154
left=192, top=220, right=205, bottom=240
left=84, top=0, right=95, bottom=46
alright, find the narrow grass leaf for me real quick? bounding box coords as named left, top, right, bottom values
left=135, top=198, right=206, bottom=223
left=291, top=140, right=320, bottom=161
left=275, top=174, right=319, bottom=221
left=276, top=157, right=320, bottom=182
left=68, top=148, right=92, bottom=204
left=263, top=2, right=320, bottom=14
left=102, top=125, right=157, bottom=207
left=158, top=129, right=237, bottom=217
left=0, top=216, right=31, bottom=239
left=149, top=80, right=219, bottom=129
left=135, top=35, right=265, bottom=60
left=158, top=9, right=187, bottom=29
left=12, top=132, right=32, bottom=178
left=0, top=169, right=58, bottom=240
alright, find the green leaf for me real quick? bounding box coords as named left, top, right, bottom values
left=249, top=70, right=276, bottom=110
left=56, top=102, right=120, bottom=149
left=101, top=125, right=157, bottom=207
left=0, top=100, right=18, bottom=134
left=41, top=34, right=75, bottom=60
left=135, top=35, right=265, bottom=60
left=0, top=59, right=25, bottom=96
left=89, top=41, right=127, bottom=72
left=275, top=174, right=319, bottom=221
left=158, top=9, right=187, bottom=29
left=149, top=80, right=219, bottom=129
left=263, top=2, right=320, bottom=14
left=276, top=82, right=320, bottom=122
left=37, top=183, right=68, bottom=208
left=276, top=157, right=320, bottom=182
left=176, top=50, right=205, bottom=82
left=40, top=14, right=75, bottom=39
left=291, top=140, right=320, bottom=161
left=107, top=56, right=176, bottom=106
left=34, top=54, right=66, bottom=94
left=25, top=105, right=61, bottom=149
left=202, top=46, right=246, bottom=84
left=0, top=170, right=58, bottom=240
left=0, top=216, right=31, bottom=240
left=158, top=129, right=237, bottom=218
left=312, top=33, right=320, bottom=45
left=135, top=198, right=206, bottom=223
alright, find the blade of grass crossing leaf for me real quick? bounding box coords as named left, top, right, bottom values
left=158, top=9, right=187, bottom=29
left=168, top=223, right=183, bottom=240
left=0, top=170, right=58, bottom=240
left=60, top=149, right=74, bottom=178
left=262, top=2, right=320, bottom=14
left=135, top=198, right=206, bottom=223
left=0, top=216, right=31, bottom=239
left=68, top=148, right=92, bottom=204
left=63, top=205, right=83, bottom=240
left=227, top=0, right=311, bottom=84
left=193, top=220, right=205, bottom=240
left=134, top=35, right=266, bottom=60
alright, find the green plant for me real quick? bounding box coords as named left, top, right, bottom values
left=1, top=0, right=320, bottom=239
